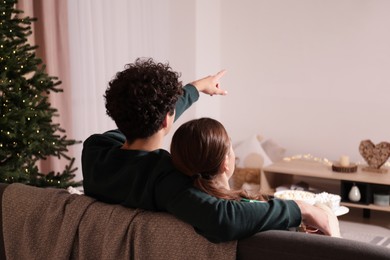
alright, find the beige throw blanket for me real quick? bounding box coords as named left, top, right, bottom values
left=2, top=183, right=236, bottom=260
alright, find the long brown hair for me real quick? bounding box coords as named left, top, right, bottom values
left=171, top=118, right=265, bottom=201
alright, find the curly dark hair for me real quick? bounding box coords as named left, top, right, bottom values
left=104, top=58, right=183, bottom=143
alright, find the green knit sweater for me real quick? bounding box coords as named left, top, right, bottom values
left=82, top=84, right=301, bottom=243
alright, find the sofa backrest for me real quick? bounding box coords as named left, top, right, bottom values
left=1, top=183, right=389, bottom=260
left=0, top=183, right=7, bottom=259
left=1, top=183, right=236, bottom=260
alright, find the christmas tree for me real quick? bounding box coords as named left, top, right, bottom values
left=0, top=0, right=82, bottom=188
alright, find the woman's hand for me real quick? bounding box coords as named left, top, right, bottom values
left=300, top=200, right=331, bottom=235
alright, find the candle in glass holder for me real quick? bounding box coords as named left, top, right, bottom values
left=340, top=156, right=350, bottom=167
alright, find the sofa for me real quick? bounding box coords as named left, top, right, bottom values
left=0, top=183, right=389, bottom=260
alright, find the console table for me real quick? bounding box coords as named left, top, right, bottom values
left=261, top=159, right=390, bottom=215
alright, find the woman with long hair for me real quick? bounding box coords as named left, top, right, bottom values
left=171, top=117, right=265, bottom=202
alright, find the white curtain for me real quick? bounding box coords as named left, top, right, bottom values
left=16, top=0, right=74, bottom=175
left=67, top=0, right=175, bottom=180
left=19, top=0, right=219, bottom=181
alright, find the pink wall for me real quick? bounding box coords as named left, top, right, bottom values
left=220, top=0, right=390, bottom=163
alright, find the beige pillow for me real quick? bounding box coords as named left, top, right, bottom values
left=234, top=135, right=272, bottom=168
left=261, top=138, right=286, bottom=162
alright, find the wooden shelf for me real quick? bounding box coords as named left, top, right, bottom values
left=340, top=202, right=390, bottom=212
left=263, top=160, right=390, bottom=185
left=261, top=160, right=390, bottom=214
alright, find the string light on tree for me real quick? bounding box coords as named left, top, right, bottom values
left=0, top=0, right=81, bottom=188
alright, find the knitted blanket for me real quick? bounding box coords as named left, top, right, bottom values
left=2, top=183, right=236, bottom=260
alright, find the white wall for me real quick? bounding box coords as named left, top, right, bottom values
left=220, top=0, right=390, bottom=163
left=163, top=0, right=223, bottom=149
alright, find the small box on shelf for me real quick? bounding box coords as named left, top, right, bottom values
left=371, top=184, right=390, bottom=207
left=340, top=181, right=371, bottom=205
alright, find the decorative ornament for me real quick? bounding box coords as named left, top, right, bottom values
left=359, top=140, right=390, bottom=173
left=283, top=154, right=390, bottom=168
left=283, top=154, right=332, bottom=166
left=332, top=163, right=357, bottom=173
left=331, top=155, right=357, bottom=173
left=348, top=183, right=361, bottom=202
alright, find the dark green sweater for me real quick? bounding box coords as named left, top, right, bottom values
left=82, top=84, right=301, bottom=243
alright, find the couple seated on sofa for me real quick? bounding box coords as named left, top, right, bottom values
left=82, top=58, right=338, bottom=243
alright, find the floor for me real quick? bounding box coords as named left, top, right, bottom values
left=338, top=207, right=390, bottom=248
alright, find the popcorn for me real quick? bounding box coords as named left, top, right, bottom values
left=274, top=190, right=317, bottom=205
left=274, top=190, right=341, bottom=211
left=315, top=192, right=341, bottom=211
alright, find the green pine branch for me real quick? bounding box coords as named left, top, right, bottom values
left=0, top=0, right=82, bottom=188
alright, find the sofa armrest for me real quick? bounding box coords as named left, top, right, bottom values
left=237, top=230, right=390, bottom=260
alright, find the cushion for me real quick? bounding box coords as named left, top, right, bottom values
left=261, top=138, right=286, bottom=162
left=234, top=135, right=272, bottom=168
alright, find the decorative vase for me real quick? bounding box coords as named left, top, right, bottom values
left=348, top=183, right=361, bottom=202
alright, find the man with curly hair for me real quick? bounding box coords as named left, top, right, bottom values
left=82, top=58, right=332, bottom=243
